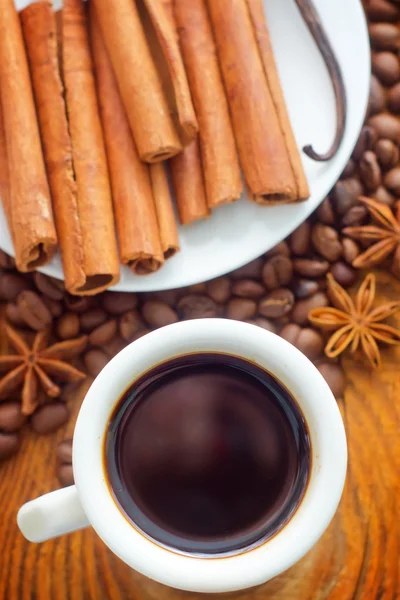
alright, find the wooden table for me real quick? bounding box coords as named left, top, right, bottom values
left=0, top=271, right=399, bottom=599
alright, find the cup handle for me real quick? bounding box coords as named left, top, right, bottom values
left=17, top=485, right=90, bottom=543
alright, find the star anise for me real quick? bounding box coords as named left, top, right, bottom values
left=0, top=326, right=88, bottom=415
left=309, top=273, right=400, bottom=368
left=343, top=196, right=400, bottom=277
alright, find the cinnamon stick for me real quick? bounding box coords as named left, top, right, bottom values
left=149, top=163, right=180, bottom=259
left=62, top=0, right=120, bottom=293
left=89, top=6, right=164, bottom=276
left=174, top=0, right=242, bottom=209
left=0, top=0, right=57, bottom=271
left=0, top=99, right=11, bottom=235
left=20, top=1, right=87, bottom=296
left=91, top=0, right=182, bottom=163
left=169, top=139, right=210, bottom=226
left=207, top=0, right=309, bottom=204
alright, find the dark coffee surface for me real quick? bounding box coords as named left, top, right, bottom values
left=105, top=354, right=310, bottom=555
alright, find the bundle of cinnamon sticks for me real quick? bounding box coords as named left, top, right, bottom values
left=0, top=0, right=309, bottom=295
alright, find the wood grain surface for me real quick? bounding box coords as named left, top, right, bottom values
left=0, top=270, right=399, bottom=599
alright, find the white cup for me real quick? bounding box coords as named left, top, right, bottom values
left=17, top=319, right=347, bottom=594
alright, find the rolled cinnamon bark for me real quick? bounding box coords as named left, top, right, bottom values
left=92, top=0, right=182, bottom=163
left=0, top=100, right=11, bottom=235
left=62, top=0, right=120, bottom=293
left=174, top=0, right=242, bottom=209
left=89, top=6, right=164, bottom=276
left=169, top=139, right=210, bottom=226
left=149, top=163, right=180, bottom=259
left=207, top=0, right=309, bottom=204
left=0, top=0, right=57, bottom=272
left=20, top=0, right=87, bottom=295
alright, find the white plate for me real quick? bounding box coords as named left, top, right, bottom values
left=2, top=0, right=370, bottom=291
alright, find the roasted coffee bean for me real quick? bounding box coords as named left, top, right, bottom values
left=280, top=324, right=324, bottom=360
left=366, top=0, right=400, bottom=22
left=0, top=432, right=20, bottom=459
left=259, top=289, right=294, bottom=319
left=289, top=222, right=311, bottom=256
left=0, top=250, right=15, bottom=270
left=131, top=329, right=151, bottom=342
left=311, top=224, right=342, bottom=262
left=230, top=257, right=263, bottom=280
left=33, top=272, right=64, bottom=301
left=65, top=295, right=95, bottom=313
left=384, top=167, right=400, bottom=195
left=292, top=279, right=319, bottom=299
left=89, top=319, right=118, bottom=347
left=330, top=262, right=357, bottom=287
left=352, top=126, right=378, bottom=161
left=342, top=238, right=360, bottom=264
left=17, top=291, right=52, bottom=331
left=42, top=297, right=63, bottom=318
left=374, top=138, right=399, bottom=169
left=80, top=308, right=107, bottom=332
left=102, top=336, right=126, bottom=358
left=317, top=362, right=346, bottom=399
left=341, top=159, right=356, bottom=179
left=388, top=81, right=400, bottom=113
left=246, top=317, right=277, bottom=334
left=226, top=298, right=257, bottom=320
left=368, top=113, right=400, bottom=143
left=102, top=292, right=137, bottom=315
left=119, top=310, right=145, bottom=341
left=368, top=75, right=386, bottom=115
left=142, top=300, right=179, bottom=327
left=265, top=241, right=291, bottom=258
left=341, top=205, right=368, bottom=227
left=57, top=439, right=73, bottom=464
left=372, top=51, right=400, bottom=85
left=232, top=279, right=265, bottom=298
left=359, top=150, right=381, bottom=191
left=206, top=277, right=232, bottom=304
left=291, top=292, right=329, bottom=325
left=177, top=295, right=218, bottom=319
left=0, top=402, right=27, bottom=432
left=0, top=272, right=30, bottom=302
left=84, top=349, right=109, bottom=377
left=262, top=255, right=293, bottom=289
left=5, top=303, right=26, bottom=328
left=57, top=464, right=74, bottom=487
left=369, top=22, right=400, bottom=50
left=374, top=185, right=396, bottom=205
left=30, top=403, right=69, bottom=435
left=56, top=313, right=80, bottom=340
left=331, top=178, right=363, bottom=215
left=142, top=289, right=182, bottom=307
left=293, top=258, right=330, bottom=278
left=316, top=197, right=335, bottom=225
left=187, top=282, right=207, bottom=294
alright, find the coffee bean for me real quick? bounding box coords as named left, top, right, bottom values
left=280, top=324, right=324, bottom=360
left=0, top=272, right=30, bottom=302
left=0, top=432, right=20, bottom=459
left=30, top=403, right=69, bottom=435
left=330, top=262, right=357, bottom=287
left=226, top=298, right=257, bottom=320
left=142, top=300, right=179, bottom=327
left=359, top=150, right=381, bottom=191
left=342, top=238, right=360, bottom=264
left=341, top=159, right=356, bottom=179
left=289, top=222, right=311, bottom=256
left=57, top=439, right=73, bottom=464
left=119, top=310, right=145, bottom=341
left=246, top=317, right=277, bottom=334
left=311, top=223, right=342, bottom=262
left=374, top=138, right=399, bottom=169
left=142, top=289, right=182, bottom=307
left=65, top=295, right=95, bottom=313
left=187, top=282, right=207, bottom=294
left=33, top=272, right=64, bottom=301
left=317, top=362, right=346, bottom=398
left=102, top=292, right=137, bottom=315
left=102, top=336, right=126, bottom=358
left=368, top=75, right=386, bottom=115
left=369, top=22, right=400, bottom=50
left=374, top=185, right=396, bottom=206
left=262, top=255, right=293, bottom=289
left=232, top=279, right=265, bottom=298
left=0, top=402, right=26, bottom=432
left=57, top=464, right=74, bottom=487
left=293, top=258, right=330, bottom=278
left=5, top=303, right=26, bottom=328
left=384, top=167, right=400, bottom=195
left=89, top=319, right=118, bottom=347
left=316, top=197, right=335, bottom=225
left=259, top=289, right=294, bottom=319
left=206, top=277, right=232, bottom=304
left=265, top=241, right=291, bottom=258
left=292, top=279, right=319, bottom=299
left=341, top=205, right=368, bottom=227
left=366, top=0, right=400, bottom=22
left=368, top=113, right=400, bottom=143
left=0, top=250, right=15, bottom=270
left=291, top=292, right=329, bottom=325
left=230, top=257, right=263, bottom=280
left=56, top=313, right=80, bottom=340
left=331, top=179, right=363, bottom=215
left=17, top=291, right=52, bottom=331
left=84, top=349, right=109, bottom=377
left=80, top=308, right=107, bottom=332
left=131, top=329, right=151, bottom=342
left=279, top=323, right=301, bottom=346
left=177, top=295, right=218, bottom=319
left=372, top=51, right=400, bottom=85
left=42, top=297, right=63, bottom=318
left=352, top=126, right=378, bottom=161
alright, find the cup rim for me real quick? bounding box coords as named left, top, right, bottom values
left=73, top=319, right=347, bottom=593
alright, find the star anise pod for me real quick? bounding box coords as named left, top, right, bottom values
left=0, top=326, right=88, bottom=415
left=309, top=273, right=400, bottom=368
left=343, top=196, right=400, bottom=277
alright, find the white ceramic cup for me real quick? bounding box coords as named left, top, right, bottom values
left=17, top=319, right=347, bottom=594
